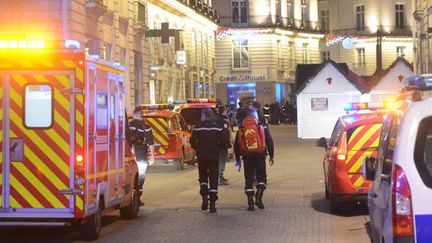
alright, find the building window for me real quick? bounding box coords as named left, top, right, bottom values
left=397, top=46, right=406, bottom=58
left=321, top=10, right=329, bottom=32
left=103, top=44, right=111, bottom=61
left=301, top=0, right=308, bottom=28
left=395, top=4, right=404, bottom=29
left=137, top=2, right=146, bottom=25
left=302, top=43, right=308, bottom=64
left=356, top=5, right=365, bottom=31
left=356, top=48, right=366, bottom=66
left=287, top=0, right=294, bottom=25
left=322, top=51, right=330, bottom=61
left=232, top=1, right=248, bottom=24
left=232, top=39, right=249, bottom=69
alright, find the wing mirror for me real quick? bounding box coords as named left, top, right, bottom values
left=316, top=137, right=328, bottom=149
left=363, top=156, right=377, bottom=181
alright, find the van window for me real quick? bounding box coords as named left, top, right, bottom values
left=329, top=119, right=344, bottom=147
left=96, top=92, right=108, bottom=128
left=376, top=114, right=398, bottom=178
left=24, top=85, right=52, bottom=128
left=414, top=117, right=432, bottom=188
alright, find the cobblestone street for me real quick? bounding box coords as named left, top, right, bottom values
left=0, top=125, right=371, bottom=243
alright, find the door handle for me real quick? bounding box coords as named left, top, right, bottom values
left=370, top=192, right=378, bottom=198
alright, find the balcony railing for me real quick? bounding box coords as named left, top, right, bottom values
left=220, top=15, right=321, bottom=33
left=332, top=26, right=412, bottom=37
left=180, top=0, right=219, bottom=23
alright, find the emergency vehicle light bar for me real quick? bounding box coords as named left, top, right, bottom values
left=139, top=104, right=171, bottom=110
left=343, top=101, right=393, bottom=111
left=403, top=75, right=432, bottom=91
left=186, top=98, right=220, bottom=103
left=0, top=40, right=45, bottom=49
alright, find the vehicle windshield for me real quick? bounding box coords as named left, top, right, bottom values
left=180, top=108, right=217, bottom=127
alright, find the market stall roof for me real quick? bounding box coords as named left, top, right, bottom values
left=295, top=60, right=369, bottom=94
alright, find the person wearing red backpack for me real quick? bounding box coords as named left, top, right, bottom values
left=234, top=105, right=274, bottom=211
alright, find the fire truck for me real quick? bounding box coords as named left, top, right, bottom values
left=0, top=38, right=140, bottom=240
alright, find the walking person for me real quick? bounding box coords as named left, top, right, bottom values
left=235, top=106, right=274, bottom=211
left=215, top=105, right=232, bottom=185
left=128, top=107, right=155, bottom=206
left=190, top=108, right=228, bottom=213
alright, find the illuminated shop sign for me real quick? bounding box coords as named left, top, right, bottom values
left=217, top=27, right=270, bottom=40
left=220, top=74, right=266, bottom=82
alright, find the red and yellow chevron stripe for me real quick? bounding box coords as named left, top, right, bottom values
left=8, top=73, right=72, bottom=209
left=346, top=124, right=383, bottom=188
left=144, top=117, right=169, bottom=155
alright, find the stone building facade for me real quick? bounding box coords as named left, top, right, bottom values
left=319, top=0, right=414, bottom=76
left=213, top=0, right=323, bottom=106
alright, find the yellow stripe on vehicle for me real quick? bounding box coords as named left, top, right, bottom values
left=350, top=124, right=382, bottom=151
left=76, top=131, right=83, bottom=148
left=10, top=74, right=27, bottom=86
left=145, top=118, right=168, bottom=136
left=76, top=110, right=84, bottom=127
left=9, top=112, right=69, bottom=177
left=76, top=196, right=83, bottom=210
left=88, top=168, right=124, bottom=180
left=54, top=110, right=71, bottom=134
left=13, top=163, right=65, bottom=208
left=348, top=150, right=374, bottom=173
left=62, top=60, right=84, bottom=82
left=9, top=195, right=22, bottom=209
left=54, top=89, right=71, bottom=113
left=348, top=125, right=366, bottom=144
left=54, top=74, right=70, bottom=89
left=44, top=128, right=70, bottom=158
left=10, top=131, right=69, bottom=189
left=40, top=60, right=56, bottom=68
left=353, top=176, right=365, bottom=187
left=10, top=175, right=44, bottom=208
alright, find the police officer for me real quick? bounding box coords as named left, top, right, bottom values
left=234, top=106, right=274, bottom=211
left=190, top=108, right=228, bottom=213
left=129, top=107, right=155, bottom=206
left=215, top=105, right=232, bottom=185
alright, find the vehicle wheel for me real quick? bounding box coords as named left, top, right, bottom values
left=80, top=203, right=102, bottom=240
left=120, top=177, right=140, bottom=219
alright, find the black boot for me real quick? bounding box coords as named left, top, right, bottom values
left=209, top=202, right=217, bottom=213
left=247, top=195, right=255, bottom=211
left=255, top=188, right=265, bottom=209
left=201, top=195, right=208, bottom=211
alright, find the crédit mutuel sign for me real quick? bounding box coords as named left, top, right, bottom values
left=219, top=74, right=266, bottom=82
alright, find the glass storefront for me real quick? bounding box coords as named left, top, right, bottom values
left=226, top=82, right=256, bottom=107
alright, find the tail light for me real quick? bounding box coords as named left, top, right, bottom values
left=336, top=132, right=348, bottom=170
left=75, top=153, right=85, bottom=176
left=392, top=164, right=413, bottom=237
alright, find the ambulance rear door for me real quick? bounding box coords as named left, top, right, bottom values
left=0, top=70, right=75, bottom=217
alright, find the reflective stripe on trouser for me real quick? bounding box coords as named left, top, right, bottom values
left=198, top=154, right=219, bottom=201
left=243, top=153, right=267, bottom=195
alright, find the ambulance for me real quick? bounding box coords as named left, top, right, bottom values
left=0, top=37, right=140, bottom=240
left=316, top=102, right=388, bottom=212
left=138, top=104, right=195, bottom=170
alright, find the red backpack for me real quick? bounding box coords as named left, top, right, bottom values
left=238, top=115, right=266, bottom=154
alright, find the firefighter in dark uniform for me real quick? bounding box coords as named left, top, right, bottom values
left=190, top=108, right=228, bottom=213
left=215, top=105, right=232, bottom=185
left=235, top=106, right=274, bottom=211
left=129, top=107, right=155, bottom=205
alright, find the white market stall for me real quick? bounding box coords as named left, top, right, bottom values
left=296, top=61, right=367, bottom=138
left=368, top=58, right=414, bottom=102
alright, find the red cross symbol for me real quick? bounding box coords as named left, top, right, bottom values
left=327, top=77, right=332, bottom=85
left=398, top=75, right=404, bottom=83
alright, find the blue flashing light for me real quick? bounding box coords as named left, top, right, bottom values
left=65, top=39, right=80, bottom=49
left=343, top=103, right=353, bottom=110
left=404, top=75, right=432, bottom=91
left=344, top=116, right=355, bottom=124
